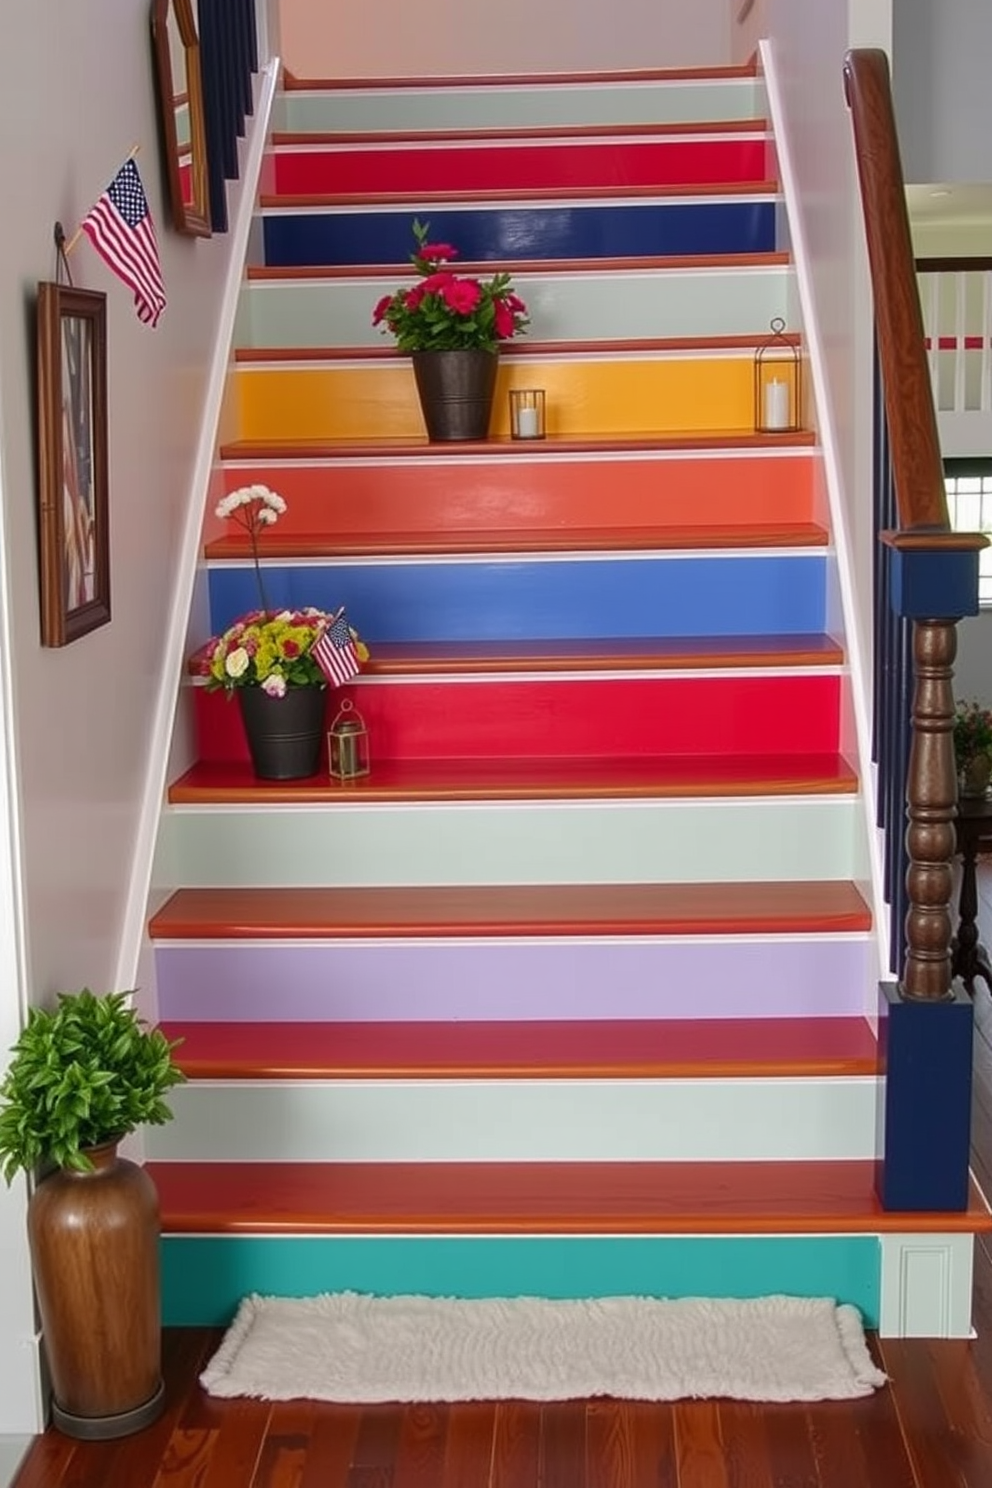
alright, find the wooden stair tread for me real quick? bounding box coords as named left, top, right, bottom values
left=219, top=429, right=815, bottom=461
left=149, top=880, right=872, bottom=940
left=234, top=333, right=801, bottom=362
left=282, top=63, right=761, bottom=91
left=150, top=1159, right=992, bottom=1235
left=203, top=523, right=829, bottom=561
left=188, top=635, right=845, bottom=679
left=162, top=1017, right=878, bottom=1081
left=167, top=753, right=859, bottom=804
left=271, top=119, right=770, bottom=146
left=260, top=179, right=779, bottom=210
left=245, top=251, right=792, bottom=281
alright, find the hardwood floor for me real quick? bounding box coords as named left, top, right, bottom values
left=12, top=869, right=992, bottom=1487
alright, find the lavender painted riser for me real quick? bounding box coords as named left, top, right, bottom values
left=154, top=936, right=873, bottom=1022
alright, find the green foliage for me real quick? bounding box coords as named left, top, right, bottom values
left=954, top=699, right=992, bottom=768
left=372, top=219, right=529, bottom=354
left=0, top=990, right=186, bottom=1182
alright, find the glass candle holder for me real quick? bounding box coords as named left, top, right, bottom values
left=509, top=388, right=546, bottom=440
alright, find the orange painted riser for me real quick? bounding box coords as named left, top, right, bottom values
left=215, top=451, right=819, bottom=539
left=192, top=673, right=841, bottom=764
left=150, top=1160, right=992, bottom=1236
left=162, top=1017, right=879, bottom=1081
left=149, top=880, right=872, bottom=940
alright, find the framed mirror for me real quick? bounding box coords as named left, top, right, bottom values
left=151, top=0, right=211, bottom=237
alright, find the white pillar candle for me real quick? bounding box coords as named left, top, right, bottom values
left=516, top=405, right=540, bottom=438
left=763, top=378, right=791, bottom=430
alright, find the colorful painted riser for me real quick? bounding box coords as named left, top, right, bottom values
left=260, top=198, right=777, bottom=268
left=236, top=259, right=795, bottom=350
left=270, top=134, right=770, bottom=196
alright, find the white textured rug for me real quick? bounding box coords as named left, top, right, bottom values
left=200, top=1292, right=886, bottom=1404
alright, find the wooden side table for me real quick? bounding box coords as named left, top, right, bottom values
left=953, top=795, right=992, bottom=994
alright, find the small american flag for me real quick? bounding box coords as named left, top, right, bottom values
left=313, top=608, right=361, bottom=687
left=81, top=159, right=167, bottom=328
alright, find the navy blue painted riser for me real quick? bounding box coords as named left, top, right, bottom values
left=208, top=555, right=828, bottom=643
left=261, top=200, right=777, bottom=268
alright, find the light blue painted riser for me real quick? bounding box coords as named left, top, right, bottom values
left=153, top=796, right=865, bottom=889
left=206, top=553, right=828, bottom=644
left=147, top=1077, right=876, bottom=1163
left=235, top=263, right=794, bottom=350
left=161, top=1232, right=878, bottom=1329
left=273, top=79, right=765, bottom=136
left=154, top=934, right=874, bottom=1023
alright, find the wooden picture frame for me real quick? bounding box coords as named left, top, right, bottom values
left=151, top=0, right=212, bottom=237
left=36, top=283, right=110, bottom=647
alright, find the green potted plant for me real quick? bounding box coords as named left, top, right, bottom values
left=0, top=989, right=186, bottom=1439
left=954, top=699, right=992, bottom=798
left=372, top=218, right=530, bottom=441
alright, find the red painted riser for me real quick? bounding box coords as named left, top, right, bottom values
left=270, top=137, right=768, bottom=197
left=216, top=453, right=819, bottom=538
left=194, top=673, right=841, bottom=764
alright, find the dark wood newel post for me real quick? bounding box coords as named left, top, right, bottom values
left=902, top=617, right=959, bottom=1002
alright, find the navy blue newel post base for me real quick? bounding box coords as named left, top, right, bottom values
left=875, top=980, right=974, bottom=1213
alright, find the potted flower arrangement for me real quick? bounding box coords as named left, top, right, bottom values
left=202, top=486, right=369, bottom=780
left=0, top=989, right=186, bottom=1438
left=372, top=218, right=529, bottom=442
left=954, top=699, right=992, bottom=797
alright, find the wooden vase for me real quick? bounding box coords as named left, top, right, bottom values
left=27, top=1142, right=164, bottom=1439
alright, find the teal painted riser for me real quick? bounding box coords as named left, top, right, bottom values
left=161, top=1233, right=880, bottom=1329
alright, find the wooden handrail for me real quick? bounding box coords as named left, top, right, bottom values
left=916, top=256, right=992, bottom=274
left=844, top=49, right=950, bottom=535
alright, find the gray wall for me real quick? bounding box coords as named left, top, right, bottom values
left=894, top=0, right=992, bottom=183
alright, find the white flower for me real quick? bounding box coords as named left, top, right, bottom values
left=225, top=647, right=250, bottom=678
left=262, top=673, right=287, bottom=698
left=255, top=486, right=287, bottom=514
left=258, top=509, right=278, bottom=525
left=214, top=492, right=240, bottom=518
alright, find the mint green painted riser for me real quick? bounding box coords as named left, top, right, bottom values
left=161, top=1232, right=880, bottom=1328
left=236, top=264, right=794, bottom=350
left=273, top=79, right=764, bottom=135
left=147, top=1077, right=877, bottom=1164
left=153, top=796, right=866, bottom=889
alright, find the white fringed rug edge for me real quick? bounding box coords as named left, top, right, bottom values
left=200, top=1292, right=887, bottom=1404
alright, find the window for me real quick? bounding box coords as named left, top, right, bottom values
left=944, top=459, right=992, bottom=606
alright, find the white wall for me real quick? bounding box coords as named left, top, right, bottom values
left=278, top=0, right=731, bottom=79
left=0, top=0, right=266, bottom=1432
left=751, top=1, right=891, bottom=688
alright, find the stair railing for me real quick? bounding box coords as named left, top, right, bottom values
left=844, top=49, right=988, bottom=1003
left=916, top=256, right=992, bottom=416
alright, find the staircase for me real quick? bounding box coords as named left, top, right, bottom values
left=146, top=58, right=990, bottom=1337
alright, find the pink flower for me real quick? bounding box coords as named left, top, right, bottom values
left=262, top=674, right=287, bottom=698
left=441, top=277, right=482, bottom=314
left=371, top=294, right=393, bottom=326
left=404, top=285, right=425, bottom=311
left=505, top=293, right=527, bottom=313
left=494, top=300, right=516, bottom=339
left=419, top=242, right=457, bottom=262
left=420, top=271, right=455, bottom=294
left=282, top=639, right=301, bottom=658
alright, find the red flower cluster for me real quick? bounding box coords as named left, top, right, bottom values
left=372, top=220, right=529, bottom=355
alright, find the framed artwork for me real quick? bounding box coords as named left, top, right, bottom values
left=36, top=283, right=110, bottom=646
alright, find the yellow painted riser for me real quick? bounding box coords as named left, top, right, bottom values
left=235, top=358, right=759, bottom=440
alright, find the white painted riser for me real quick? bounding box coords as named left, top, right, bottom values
left=235, top=264, right=794, bottom=350
left=149, top=1076, right=877, bottom=1163
left=273, top=79, right=765, bottom=135
left=153, top=796, right=866, bottom=889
